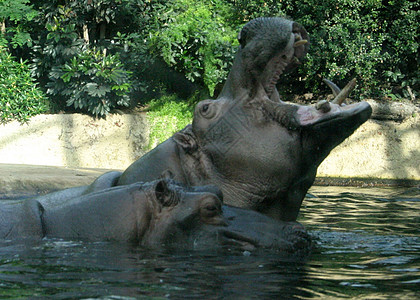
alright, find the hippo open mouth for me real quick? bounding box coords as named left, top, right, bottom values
left=261, top=25, right=309, bottom=99
left=218, top=17, right=309, bottom=102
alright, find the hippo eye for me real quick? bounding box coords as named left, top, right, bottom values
left=200, top=102, right=216, bottom=119
left=202, top=203, right=220, bottom=218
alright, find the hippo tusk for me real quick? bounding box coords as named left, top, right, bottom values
left=323, top=78, right=341, bottom=97
left=294, top=40, right=308, bottom=47
left=332, top=78, right=357, bottom=105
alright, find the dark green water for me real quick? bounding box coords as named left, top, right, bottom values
left=1, top=186, right=419, bottom=299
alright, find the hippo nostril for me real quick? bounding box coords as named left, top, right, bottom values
left=315, top=100, right=331, bottom=113
left=205, top=205, right=217, bottom=212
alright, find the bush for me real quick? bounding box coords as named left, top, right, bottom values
left=0, top=45, right=47, bottom=123
left=59, top=48, right=132, bottom=116
left=149, top=0, right=238, bottom=96
left=31, top=17, right=132, bottom=116
left=146, top=94, right=193, bottom=149
left=291, top=0, right=418, bottom=100
left=148, top=0, right=418, bottom=100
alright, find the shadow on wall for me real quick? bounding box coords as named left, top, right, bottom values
left=382, top=120, right=420, bottom=182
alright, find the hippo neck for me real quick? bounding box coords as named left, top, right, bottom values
left=210, top=173, right=270, bottom=210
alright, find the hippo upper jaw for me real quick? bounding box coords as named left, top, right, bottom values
left=297, top=101, right=372, bottom=128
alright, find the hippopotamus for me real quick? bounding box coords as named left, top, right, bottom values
left=117, top=17, right=372, bottom=221
left=3, top=17, right=370, bottom=252
left=0, top=179, right=311, bottom=254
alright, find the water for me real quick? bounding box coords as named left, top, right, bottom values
left=0, top=186, right=419, bottom=299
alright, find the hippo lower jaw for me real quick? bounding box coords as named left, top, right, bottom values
left=215, top=216, right=312, bottom=254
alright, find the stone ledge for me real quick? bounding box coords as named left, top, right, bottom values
left=0, top=163, right=120, bottom=199
left=314, top=177, right=420, bottom=188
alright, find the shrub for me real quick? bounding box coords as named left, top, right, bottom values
left=149, top=0, right=238, bottom=96
left=149, top=0, right=418, bottom=100
left=59, top=48, right=132, bottom=116
left=31, top=17, right=132, bottom=116
left=146, top=94, right=193, bottom=150
left=0, top=45, right=47, bottom=123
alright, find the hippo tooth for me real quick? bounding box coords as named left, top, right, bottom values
left=315, top=100, right=331, bottom=113
left=294, top=40, right=308, bottom=47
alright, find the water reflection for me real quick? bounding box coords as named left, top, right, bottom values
left=0, top=186, right=419, bottom=298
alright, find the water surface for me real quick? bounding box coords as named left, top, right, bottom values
left=1, top=186, right=419, bottom=298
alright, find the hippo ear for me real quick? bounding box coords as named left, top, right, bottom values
left=154, top=179, right=177, bottom=207
left=172, top=125, right=198, bottom=153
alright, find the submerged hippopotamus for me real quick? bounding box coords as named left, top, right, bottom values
left=0, top=179, right=311, bottom=254
left=117, top=17, right=372, bottom=221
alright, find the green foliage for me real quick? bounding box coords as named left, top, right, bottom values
left=59, top=48, right=132, bottom=116
left=149, top=0, right=238, bottom=96
left=253, top=0, right=419, bottom=100
left=1, top=0, right=418, bottom=122
left=146, top=94, right=193, bottom=149
left=0, top=0, right=38, bottom=48
left=31, top=9, right=132, bottom=116
left=0, top=47, right=47, bottom=123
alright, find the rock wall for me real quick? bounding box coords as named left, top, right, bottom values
left=0, top=113, right=148, bottom=170
left=0, top=113, right=419, bottom=181
left=317, top=115, right=419, bottom=181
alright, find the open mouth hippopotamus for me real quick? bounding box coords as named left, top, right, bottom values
left=117, top=17, right=372, bottom=222
left=0, top=179, right=311, bottom=254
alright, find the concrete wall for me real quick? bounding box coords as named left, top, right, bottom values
left=317, top=116, right=420, bottom=181
left=0, top=113, right=419, bottom=180
left=0, top=113, right=149, bottom=170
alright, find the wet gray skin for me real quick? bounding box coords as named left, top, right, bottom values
left=0, top=180, right=311, bottom=254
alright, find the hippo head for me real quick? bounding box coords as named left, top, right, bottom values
left=140, top=179, right=311, bottom=254
left=140, top=179, right=225, bottom=247
left=170, top=17, right=372, bottom=222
